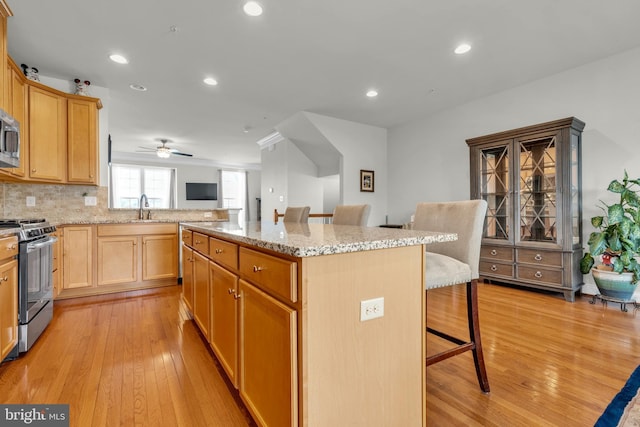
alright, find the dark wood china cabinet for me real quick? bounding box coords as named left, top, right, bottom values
left=467, top=117, right=585, bottom=301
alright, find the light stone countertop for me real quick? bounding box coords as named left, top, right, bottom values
left=181, top=221, right=457, bottom=257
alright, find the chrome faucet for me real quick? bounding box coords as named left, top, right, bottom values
left=139, top=193, right=149, bottom=220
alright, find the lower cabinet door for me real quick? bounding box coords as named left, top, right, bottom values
left=181, top=245, right=194, bottom=313
left=239, top=280, right=298, bottom=427
left=210, top=262, right=238, bottom=387
left=97, top=236, right=138, bottom=286
left=142, top=234, right=178, bottom=280
left=0, top=259, right=18, bottom=361
left=192, top=251, right=210, bottom=339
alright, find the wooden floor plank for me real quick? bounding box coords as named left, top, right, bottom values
left=3, top=281, right=638, bottom=426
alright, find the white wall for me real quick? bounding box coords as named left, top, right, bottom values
left=247, top=169, right=261, bottom=221
left=305, top=112, right=388, bottom=226
left=387, top=46, right=640, bottom=292
left=260, top=142, right=287, bottom=222
left=287, top=142, right=324, bottom=212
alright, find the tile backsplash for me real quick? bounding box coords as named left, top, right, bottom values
left=0, top=183, right=228, bottom=224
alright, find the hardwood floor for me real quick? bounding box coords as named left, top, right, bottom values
left=427, top=281, right=640, bottom=426
left=2, top=282, right=639, bottom=426
left=0, top=286, right=254, bottom=427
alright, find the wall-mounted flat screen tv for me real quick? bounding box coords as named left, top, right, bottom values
left=186, top=182, right=218, bottom=200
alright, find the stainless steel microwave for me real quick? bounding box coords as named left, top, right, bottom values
left=0, top=108, right=20, bottom=168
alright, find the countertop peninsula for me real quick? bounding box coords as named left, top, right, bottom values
left=180, top=220, right=457, bottom=257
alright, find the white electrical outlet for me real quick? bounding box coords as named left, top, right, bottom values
left=26, top=196, right=35, bottom=207
left=203, top=212, right=213, bottom=218
left=279, top=195, right=284, bottom=202
left=360, top=297, right=384, bottom=321
left=84, top=196, right=97, bottom=206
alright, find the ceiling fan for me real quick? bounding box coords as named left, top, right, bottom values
left=136, top=138, right=193, bottom=158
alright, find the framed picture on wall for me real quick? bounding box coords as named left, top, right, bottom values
left=360, top=170, right=374, bottom=192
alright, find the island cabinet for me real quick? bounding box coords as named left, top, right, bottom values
left=58, top=223, right=178, bottom=299
left=181, top=222, right=434, bottom=427
left=467, top=117, right=585, bottom=301
left=181, top=240, right=194, bottom=313
left=0, top=235, right=18, bottom=362
left=192, top=250, right=210, bottom=339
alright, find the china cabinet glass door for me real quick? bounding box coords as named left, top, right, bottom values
left=479, top=144, right=511, bottom=241
left=518, top=136, right=557, bottom=243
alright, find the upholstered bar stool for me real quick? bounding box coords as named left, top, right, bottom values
left=332, top=204, right=371, bottom=226
left=283, top=206, right=310, bottom=223
left=413, top=199, right=490, bottom=393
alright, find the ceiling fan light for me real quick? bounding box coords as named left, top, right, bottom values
left=157, top=147, right=171, bottom=158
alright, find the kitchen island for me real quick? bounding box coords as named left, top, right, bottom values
left=180, top=221, right=456, bottom=427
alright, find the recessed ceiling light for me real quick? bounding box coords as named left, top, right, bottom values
left=366, top=90, right=378, bottom=98
left=129, top=84, right=147, bottom=91
left=109, top=54, right=129, bottom=64
left=203, top=77, right=218, bottom=86
left=454, top=43, right=471, bottom=54
left=243, top=1, right=263, bottom=17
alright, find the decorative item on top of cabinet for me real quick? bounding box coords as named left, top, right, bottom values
left=467, top=117, right=585, bottom=302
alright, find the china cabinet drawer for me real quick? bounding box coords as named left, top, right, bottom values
left=480, top=261, right=513, bottom=278
left=192, top=232, right=209, bottom=256
left=0, top=235, right=18, bottom=259
left=481, top=246, right=513, bottom=262
left=182, top=229, right=193, bottom=246
left=239, top=247, right=297, bottom=303
left=516, top=249, right=562, bottom=268
left=517, top=265, right=563, bottom=286
left=209, top=237, right=238, bottom=270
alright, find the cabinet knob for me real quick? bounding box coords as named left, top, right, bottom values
left=0, top=276, right=7, bottom=282
left=252, top=265, right=263, bottom=272
left=534, top=254, right=543, bottom=261
left=233, top=293, right=241, bottom=299
left=32, top=168, right=36, bottom=172
left=490, top=249, right=497, bottom=256
left=228, top=288, right=235, bottom=294
left=534, top=271, right=543, bottom=278
left=490, top=265, right=498, bottom=272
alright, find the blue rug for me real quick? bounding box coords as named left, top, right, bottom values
left=596, top=365, right=640, bottom=426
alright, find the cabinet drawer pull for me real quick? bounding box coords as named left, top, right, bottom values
left=7, top=244, right=16, bottom=250
left=490, top=249, right=497, bottom=256
left=252, top=265, right=263, bottom=272
left=0, top=276, right=7, bottom=282
left=534, top=271, right=543, bottom=278
left=195, top=240, right=201, bottom=244
left=228, top=288, right=235, bottom=294
left=215, top=248, right=223, bottom=254
left=233, top=293, right=241, bottom=299
left=534, top=254, right=543, bottom=261
left=490, top=265, right=498, bottom=272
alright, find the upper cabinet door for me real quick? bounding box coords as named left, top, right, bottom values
left=28, top=85, right=67, bottom=182
left=67, top=98, right=98, bottom=184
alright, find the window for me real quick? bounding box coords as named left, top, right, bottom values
left=110, top=164, right=176, bottom=208
left=221, top=170, right=247, bottom=223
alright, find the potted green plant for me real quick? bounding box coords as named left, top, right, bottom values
left=580, top=171, right=640, bottom=300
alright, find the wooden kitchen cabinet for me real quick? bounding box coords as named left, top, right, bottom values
left=67, top=97, right=98, bottom=184
left=58, top=223, right=178, bottom=299
left=97, top=236, right=138, bottom=286
left=181, top=244, right=194, bottom=313
left=4, top=60, right=27, bottom=178
left=62, top=225, right=94, bottom=289
left=28, top=84, right=67, bottom=182
left=0, top=235, right=18, bottom=362
left=142, top=234, right=178, bottom=280
left=192, top=250, right=210, bottom=339
left=0, top=3, right=11, bottom=111
left=210, top=261, right=239, bottom=387
left=239, top=279, right=297, bottom=427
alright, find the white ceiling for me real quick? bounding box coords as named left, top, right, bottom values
left=7, top=0, right=640, bottom=168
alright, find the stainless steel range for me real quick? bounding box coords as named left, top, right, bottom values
left=0, top=219, right=57, bottom=357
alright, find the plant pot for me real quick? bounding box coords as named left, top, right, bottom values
left=592, top=268, right=638, bottom=300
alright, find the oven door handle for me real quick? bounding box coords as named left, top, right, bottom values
left=26, top=236, right=58, bottom=252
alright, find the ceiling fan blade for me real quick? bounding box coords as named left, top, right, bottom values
left=172, top=151, right=193, bottom=157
